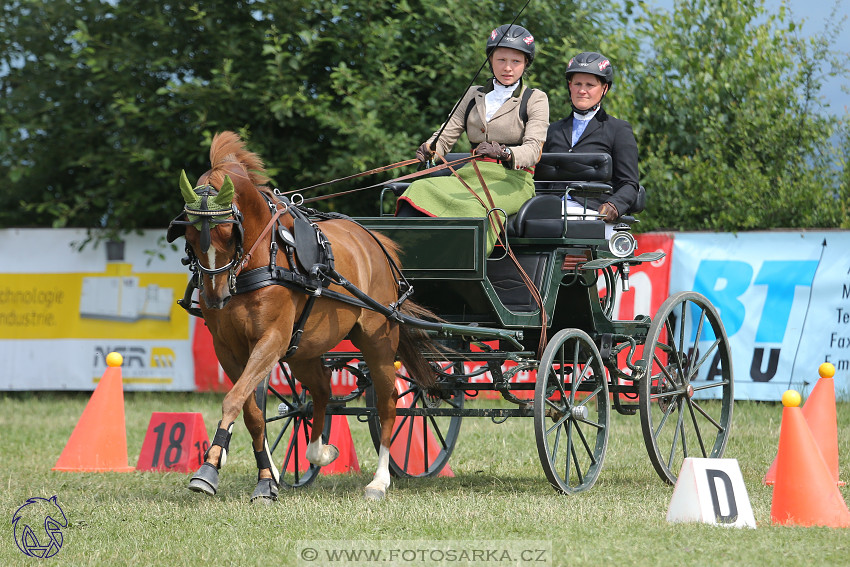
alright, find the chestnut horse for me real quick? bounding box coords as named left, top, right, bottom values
left=168, top=132, right=436, bottom=501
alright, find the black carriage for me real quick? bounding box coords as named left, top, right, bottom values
left=255, top=152, right=733, bottom=494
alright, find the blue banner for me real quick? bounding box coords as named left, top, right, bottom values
left=670, top=232, right=849, bottom=401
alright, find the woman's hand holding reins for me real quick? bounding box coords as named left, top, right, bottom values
left=474, top=141, right=512, bottom=164
left=416, top=142, right=434, bottom=164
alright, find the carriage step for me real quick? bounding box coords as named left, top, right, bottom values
left=612, top=403, right=638, bottom=416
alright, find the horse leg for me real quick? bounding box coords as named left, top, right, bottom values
left=243, top=394, right=280, bottom=504
left=189, top=342, right=283, bottom=496
left=363, top=357, right=399, bottom=501
left=188, top=356, right=243, bottom=496
left=288, top=359, right=339, bottom=467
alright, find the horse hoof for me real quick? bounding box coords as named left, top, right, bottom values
left=188, top=463, right=219, bottom=496
left=308, top=443, right=340, bottom=467
left=250, top=478, right=279, bottom=504
left=364, top=487, right=386, bottom=501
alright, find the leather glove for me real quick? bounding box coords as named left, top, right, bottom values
left=474, top=141, right=510, bottom=161
left=598, top=202, right=619, bottom=222
left=416, top=141, right=434, bottom=164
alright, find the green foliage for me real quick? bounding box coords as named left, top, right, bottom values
left=620, top=0, right=849, bottom=231
left=1, top=0, right=847, bottom=237
left=0, top=0, right=609, bottom=236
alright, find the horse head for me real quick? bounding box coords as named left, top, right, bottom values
left=168, top=132, right=274, bottom=312
left=169, top=169, right=244, bottom=309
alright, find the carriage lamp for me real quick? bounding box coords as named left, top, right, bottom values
left=608, top=227, right=636, bottom=258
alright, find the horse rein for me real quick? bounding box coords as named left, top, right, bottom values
left=298, top=154, right=482, bottom=204
left=445, top=155, right=549, bottom=355
left=279, top=158, right=420, bottom=197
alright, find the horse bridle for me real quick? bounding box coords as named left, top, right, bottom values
left=171, top=184, right=246, bottom=293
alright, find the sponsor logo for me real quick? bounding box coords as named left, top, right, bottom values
left=12, top=496, right=67, bottom=559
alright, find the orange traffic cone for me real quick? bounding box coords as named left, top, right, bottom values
left=770, top=390, right=850, bottom=527
left=321, top=415, right=360, bottom=475
left=53, top=352, right=134, bottom=472
left=765, top=363, right=843, bottom=485
left=391, top=377, right=454, bottom=477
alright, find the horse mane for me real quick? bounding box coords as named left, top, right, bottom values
left=207, top=131, right=270, bottom=188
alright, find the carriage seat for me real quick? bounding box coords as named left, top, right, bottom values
left=505, top=153, right=611, bottom=239
left=506, top=153, right=645, bottom=239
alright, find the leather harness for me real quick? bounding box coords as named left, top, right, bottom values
left=173, top=189, right=413, bottom=358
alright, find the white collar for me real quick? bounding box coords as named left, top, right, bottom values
left=573, top=108, right=599, bottom=122
left=485, top=79, right=519, bottom=121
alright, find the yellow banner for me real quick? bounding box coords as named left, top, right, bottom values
left=0, top=263, right=189, bottom=340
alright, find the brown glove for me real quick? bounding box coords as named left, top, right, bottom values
left=475, top=141, right=510, bottom=161
left=416, top=142, right=433, bottom=164
left=598, top=202, right=619, bottom=222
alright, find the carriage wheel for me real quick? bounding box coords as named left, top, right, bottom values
left=639, top=291, right=734, bottom=485
left=255, top=370, right=332, bottom=489
left=534, top=329, right=610, bottom=494
left=365, top=367, right=463, bottom=478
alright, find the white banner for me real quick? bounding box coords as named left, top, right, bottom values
left=0, top=229, right=195, bottom=390
left=670, top=231, right=849, bottom=400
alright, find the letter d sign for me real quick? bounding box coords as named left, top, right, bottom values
left=667, top=458, right=756, bottom=528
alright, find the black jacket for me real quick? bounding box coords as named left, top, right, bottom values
left=541, top=108, right=640, bottom=215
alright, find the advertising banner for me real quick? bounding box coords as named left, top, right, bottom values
left=670, top=231, right=849, bottom=400
left=0, top=229, right=194, bottom=390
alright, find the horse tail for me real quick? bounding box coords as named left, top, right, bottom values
left=395, top=301, right=440, bottom=389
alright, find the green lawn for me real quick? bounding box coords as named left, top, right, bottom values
left=1, top=392, right=848, bottom=566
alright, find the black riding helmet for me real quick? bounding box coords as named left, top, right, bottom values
left=565, top=52, right=613, bottom=114
left=486, top=24, right=536, bottom=66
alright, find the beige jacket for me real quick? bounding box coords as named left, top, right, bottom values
left=426, top=81, right=549, bottom=170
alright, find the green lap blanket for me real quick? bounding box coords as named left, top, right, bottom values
left=398, top=161, right=535, bottom=253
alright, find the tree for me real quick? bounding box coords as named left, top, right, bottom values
left=619, top=0, right=849, bottom=231
left=0, top=0, right=611, bottom=238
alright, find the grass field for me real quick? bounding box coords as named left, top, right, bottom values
left=1, top=391, right=848, bottom=566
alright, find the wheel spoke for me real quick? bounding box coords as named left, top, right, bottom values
left=579, top=383, right=604, bottom=408
left=692, top=379, right=730, bottom=392
left=651, top=353, right=681, bottom=390
left=570, top=341, right=582, bottom=402
left=551, top=422, right=562, bottom=459
left=564, top=421, right=575, bottom=483
left=403, top=414, right=415, bottom=470
left=653, top=394, right=678, bottom=438
left=679, top=398, right=689, bottom=459
left=546, top=411, right=571, bottom=436
left=427, top=414, right=448, bottom=449
left=688, top=338, right=720, bottom=380
left=689, top=399, right=725, bottom=432
left=687, top=308, right=706, bottom=376
left=666, top=401, right=685, bottom=469
left=389, top=414, right=411, bottom=445
left=686, top=398, right=708, bottom=457
left=573, top=421, right=597, bottom=465
left=569, top=433, right=584, bottom=485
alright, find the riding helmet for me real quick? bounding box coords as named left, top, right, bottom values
left=565, top=52, right=613, bottom=88
left=486, top=24, right=535, bottom=65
